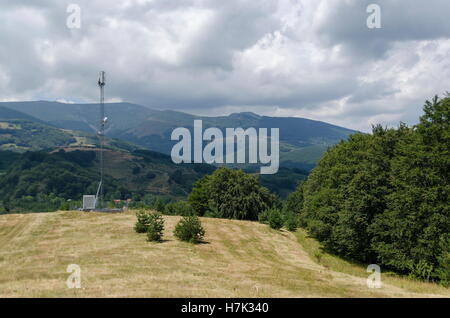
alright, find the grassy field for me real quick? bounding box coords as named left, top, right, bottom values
left=0, top=211, right=448, bottom=298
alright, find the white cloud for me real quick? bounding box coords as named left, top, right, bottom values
left=0, top=0, right=449, bottom=132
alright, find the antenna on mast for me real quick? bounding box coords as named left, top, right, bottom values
left=82, top=71, right=121, bottom=212
left=96, top=71, right=106, bottom=209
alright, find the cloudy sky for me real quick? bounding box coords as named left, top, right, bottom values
left=0, top=0, right=449, bottom=131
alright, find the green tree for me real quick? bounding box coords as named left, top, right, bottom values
left=174, top=215, right=205, bottom=243
left=300, top=126, right=404, bottom=261
left=370, top=96, right=450, bottom=279
left=294, top=95, right=450, bottom=281
left=188, top=168, right=277, bottom=221
left=134, top=209, right=151, bottom=233
left=284, top=212, right=298, bottom=232
left=267, top=208, right=284, bottom=230
left=164, top=201, right=194, bottom=216
left=146, top=212, right=165, bottom=242
left=188, top=176, right=211, bottom=216
left=284, top=181, right=304, bottom=215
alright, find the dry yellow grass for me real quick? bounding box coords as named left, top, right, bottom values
left=0, top=211, right=448, bottom=298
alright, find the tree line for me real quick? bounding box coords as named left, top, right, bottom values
left=287, top=95, right=449, bottom=284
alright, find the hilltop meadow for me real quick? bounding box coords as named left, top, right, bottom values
left=0, top=211, right=448, bottom=298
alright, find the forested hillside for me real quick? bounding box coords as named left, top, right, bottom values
left=287, top=95, right=450, bottom=284
left=0, top=148, right=215, bottom=213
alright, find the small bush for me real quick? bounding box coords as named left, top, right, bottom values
left=134, top=209, right=151, bottom=233
left=134, top=221, right=148, bottom=233
left=154, top=198, right=165, bottom=213
left=146, top=212, right=165, bottom=242
left=267, top=208, right=284, bottom=230
left=258, top=210, right=270, bottom=224
left=408, top=260, right=434, bottom=281
left=174, top=215, right=205, bottom=243
left=285, top=213, right=298, bottom=232
left=437, top=237, right=450, bottom=287
left=164, top=201, right=194, bottom=216
left=203, top=204, right=221, bottom=218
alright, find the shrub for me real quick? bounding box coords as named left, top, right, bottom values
left=258, top=209, right=270, bottom=224
left=437, top=262, right=450, bottom=287
left=284, top=213, right=298, bottom=232
left=154, top=198, right=165, bottom=213
left=134, top=222, right=148, bottom=233
left=203, top=203, right=221, bottom=218
left=408, top=260, right=434, bottom=281
left=164, top=201, right=194, bottom=216
left=174, top=215, right=205, bottom=243
left=146, top=212, right=165, bottom=242
left=134, top=209, right=151, bottom=233
left=188, top=176, right=211, bottom=216
left=437, top=236, right=450, bottom=286
left=267, top=208, right=284, bottom=230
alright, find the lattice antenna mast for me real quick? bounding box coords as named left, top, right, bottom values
left=96, top=71, right=106, bottom=209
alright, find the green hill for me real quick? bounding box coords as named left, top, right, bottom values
left=0, top=148, right=216, bottom=213
left=0, top=105, right=142, bottom=153
left=0, top=119, right=76, bottom=152
left=0, top=105, right=47, bottom=123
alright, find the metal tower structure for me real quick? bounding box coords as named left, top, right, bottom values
left=96, top=71, right=106, bottom=209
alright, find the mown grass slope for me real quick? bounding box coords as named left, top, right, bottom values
left=0, top=211, right=448, bottom=297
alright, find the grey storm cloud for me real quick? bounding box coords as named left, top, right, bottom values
left=314, top=0, right=450, bottom=58
left=0, top=0, right=449, bottom=131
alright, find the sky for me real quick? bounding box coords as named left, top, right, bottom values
left=0, top=0, right=449, bottom=131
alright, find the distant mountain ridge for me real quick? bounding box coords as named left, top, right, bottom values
left=0, top=101, right=357, bottom=170
left=0, top=105, right=141, bottom=153
left=0, top=101, right=350, bottom=200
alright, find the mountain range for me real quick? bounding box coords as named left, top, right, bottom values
left=0, top=101, right=358, bottom=202
left=0, top=101, right=357, bottom=170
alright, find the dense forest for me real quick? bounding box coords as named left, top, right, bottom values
left=287, top=95, right=449, bottom=284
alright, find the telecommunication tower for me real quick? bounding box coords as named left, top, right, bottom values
left=96, top=71, right=107, bottom=209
